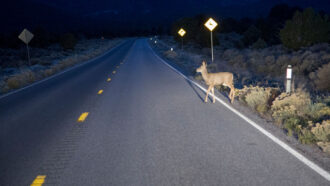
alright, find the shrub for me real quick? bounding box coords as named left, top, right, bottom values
left=60, top=33, right=77, bottom=50
left=311, top=120, right=330, bottom=142
left=299, top=128, right=317, bottom=144
left=237, top=86, right=279, bottom=115
left=309, top=63, right=330, bottom=92
left=242, top=25, right=261, bottom=46
left=280, top=8, right=330, bottom=50
left=252, top=38, right=268, bottom=49
left=283, top=117, right=306, bottom=136
left=163, top=50, right=178, bottom=59
left=307, top=103, right=330, bottom=122
left=271, top=89, right=311, bottom=124
left=245, top=87, right=271, bottom=113
left=317, top=142, right=330, bottom=153
left=6, top=70, right=36, bottom=90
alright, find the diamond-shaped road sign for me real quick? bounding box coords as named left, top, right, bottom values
left=18, top=29, right=34, bottom=44
left=204, top=18, right=218, bottom=31
left=178, top=28, right=186, bottom=37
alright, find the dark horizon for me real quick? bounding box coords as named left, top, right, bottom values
left=2, top=0, right=330, bottom=35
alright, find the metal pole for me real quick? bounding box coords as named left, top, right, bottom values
left=211, top=31, right=214, bottom=62
left=26, top=43, right=31, bottom=66
left=181, top=37, right=183, bottom=50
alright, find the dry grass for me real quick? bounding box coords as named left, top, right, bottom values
left=6, top=70, right=36, bottom=90
left=1, top=38, right=123, bottom=93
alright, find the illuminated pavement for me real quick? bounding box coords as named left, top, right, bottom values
left=0, top=39, right=329, bottom=185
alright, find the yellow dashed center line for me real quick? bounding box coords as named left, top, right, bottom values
left=78, top=112, right=89, bottom=122
left=31, top=175, right=46, bottom=186
left=107, top=78, right=111, bottom=82
left=98, top=89, right=103, bottom=94
left=112, top=71, right=116, bottom=74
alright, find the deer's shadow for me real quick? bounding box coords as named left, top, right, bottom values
left=185, top=79, right=232, bottom=103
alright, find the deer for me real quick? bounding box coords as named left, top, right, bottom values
left=196, top=61, right=235, bottom=103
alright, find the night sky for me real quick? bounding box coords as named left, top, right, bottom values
left=2, top=0, right=330, bottom=33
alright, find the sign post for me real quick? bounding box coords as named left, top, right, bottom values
left=178, top=28, right=186, bottom=50
left=204, top=18, right=218, bottom=62
left=18, top=29, right=34, bottom=66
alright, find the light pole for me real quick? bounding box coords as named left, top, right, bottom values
left=178, top=28, right=186, bottom=50
left=204, top=18, right=218, bottom=62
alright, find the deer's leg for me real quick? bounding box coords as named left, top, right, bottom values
left=205, top=86, right=212, bottom=102
left=230, top=85, right=235, bottom=103
left=212, top=87, right=216, bottom=103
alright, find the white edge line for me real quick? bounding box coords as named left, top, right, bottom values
left=147, top=41, right=330, bottom=182
left=0, top=40, right=127, bottom=100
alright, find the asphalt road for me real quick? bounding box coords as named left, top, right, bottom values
left=0, top=39, right=329, bottom=186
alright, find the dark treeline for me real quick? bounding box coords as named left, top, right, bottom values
left=171, top=4, right=330, bottom=49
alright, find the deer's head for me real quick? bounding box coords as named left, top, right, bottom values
left=196, top=61, right=207, bottom=73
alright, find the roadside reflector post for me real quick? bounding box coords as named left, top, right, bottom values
left=204, top=18, right=218, bottom=63
left=178, top=28, right=186, bottom=50
left=171, top=47, right=173, bottom=51
left=18, top=29, right=34, bottom=66
left=286, top=65, right=292, bottom=94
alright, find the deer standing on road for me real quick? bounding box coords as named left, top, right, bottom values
left=196, top=61, right=235, bottom=103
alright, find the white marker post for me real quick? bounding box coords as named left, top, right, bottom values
left=18, top=29, right=34, bottom=66
left=204, top=18, right=218, bottom=63
left=170, top=47, right=173, bottom=51
left=286, top=65, right=292, bottom=94
left=178, top=28, right=186, bottom=50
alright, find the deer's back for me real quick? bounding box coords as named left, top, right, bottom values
left=207, top=72, right=233, bottom=86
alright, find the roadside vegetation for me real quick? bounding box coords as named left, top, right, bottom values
left=0, top=37, right=123, bottom=94
left=152, top=4, right=330, bottom=154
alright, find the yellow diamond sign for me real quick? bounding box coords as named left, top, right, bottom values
left=204, top=18, right=218, bottom=31
left=178, top=28, right=186, bottom=37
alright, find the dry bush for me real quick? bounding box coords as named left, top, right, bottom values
left=43, top=68, right=56, bottom=77
left=271, top=89, right=311, bottom=124
left=299, top=128, right=317, bottom=144
left=311, top=120, right=330, bottom=142
left=308, top=103, right=330, bottom=122
left=163, top=50, right=178, bottom=59
left=237, top=86, right=279, bottom=115
left=228, top=54, right=245, bottom=66
left=6, top=70, right=36, bottom=90
left=309, top=63, right=330, bottom=91
left=317, top=142, right=330, bottom=153
left=245, top=87, right=271, bottom=113
left=283, top=117, right=306, bottom=137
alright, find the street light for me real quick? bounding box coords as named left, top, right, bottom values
left=178, top=28, right=186, bottom=50
left=204, top=18, right=218, bottom=62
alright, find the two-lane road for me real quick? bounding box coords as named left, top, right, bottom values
left=0, top=39, right=329, bottom=185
